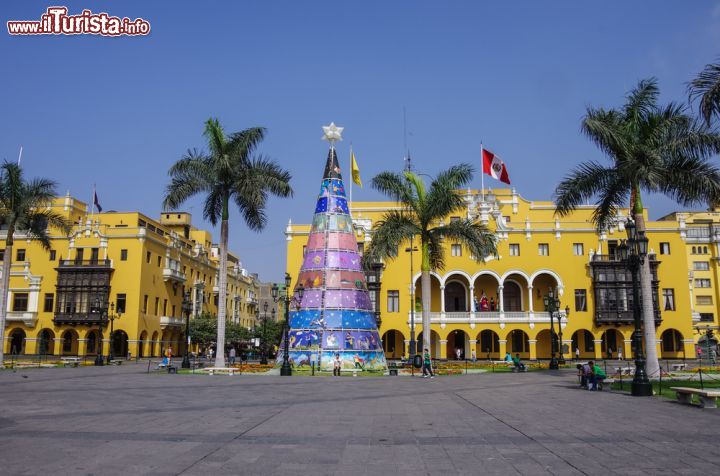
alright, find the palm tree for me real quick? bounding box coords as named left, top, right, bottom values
left=364, top=165, right=497, bottom=355
left=688, top=59, right=720, bottom=126
left=555, top=78, right=720, bottom=378
left=0, top=162, right=73, bottom=365
left=163, top=118, right=292, bottom=368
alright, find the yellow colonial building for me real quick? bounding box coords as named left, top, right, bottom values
left=3, top=194, right=260, bottom=359
left=285, top=188, right=720, bottom=362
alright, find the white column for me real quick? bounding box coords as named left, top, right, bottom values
left=440, top=285, right=446, bottom=313
left=527, top=286, right=534, bottom=312
left=469, top=285, right=475, bottom=311
left=498, top=286, right=505, bottom=312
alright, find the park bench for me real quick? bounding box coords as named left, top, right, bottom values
left=670, top=387, right=720, bottom=409
left=60, top=357, right=81, bottom=368
left=388, top=363, right=399, bottom=376
left=203, top=367, right=239, bottom=376
left=615, top=366, right=634, bottom=376
left=670, top=363, right=687, bottom=372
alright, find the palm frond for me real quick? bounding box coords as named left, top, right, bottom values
left=554, top=162, right=617, bottom=216
left=203, top=118, right=227, bottom=160
left=371, top=172, right=414, bottom=205
left=581, top=108, right=628, bottom=161
left=423, top=165, right=473, bottom=226
left=163, top=149, right=213, bottom=211
left=430, top=220, right=497, bottom=262
left=688, top=61, right=720, bottom=126
left=659, top=155, right=720, bottom=207
left=363, top=211, right=419, bottom=267
left=227, top=127, right=267, bottom=164
left=591, top=176, right=629, bottom=232
left=242, top=155, right=293, bottom=199
left=624, top=78, right=659, bottom=125
left=425, top=232, right=445, bottom=271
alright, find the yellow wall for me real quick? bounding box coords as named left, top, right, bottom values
left=3, top=195, right=260, bottom=358
left=286, top=188, right=715, bottom=360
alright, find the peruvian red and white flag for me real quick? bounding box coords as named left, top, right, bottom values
left=482, top=147, right=511, bottom=185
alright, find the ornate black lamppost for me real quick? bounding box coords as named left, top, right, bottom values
left=272, top=273, right=304, bottom=376
left=365, top=261, right=384, bottom=328
left=559, top=305, right=569, bottom=365
left=405, top=241, right=419, bottom=360
left=543, top=291, right=561, bottom=370
left=181, top=290, right=192, bottom=369
left=260, top=302, right=269, bottom=365
left=94, top=297, right=104, bottom=366
left=617, top=218, right=652, bottom=396
left=106, top=302, right=121, bottom=364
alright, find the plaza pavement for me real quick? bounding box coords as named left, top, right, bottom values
left=0, top=363, right=719, bottom=475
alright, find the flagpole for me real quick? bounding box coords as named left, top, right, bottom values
left=91, top=184, right=95, bottom=222
left=349, top=144, right=353, bottom=209
left=480, top=143, right=485, bottom=202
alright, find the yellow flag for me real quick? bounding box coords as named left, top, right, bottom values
left=351, top=151, right=362, bottom=187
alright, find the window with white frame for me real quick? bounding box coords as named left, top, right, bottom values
left=451, top=244, right=462, bottom=257
left=693, top=261, right=710, bottom=271
left=538, top=243, right=549, bottom=256
left=573, top=243, right=584, bottom=256
left=695, top=279, right=712, bottom=288
left=696, top=295, right=713, bottom=306
left=659, top=242, right=670, bottom=255
left=387, top=290, right=399, bottom=312
left=509, top=244, right=520, bottom=256
left=662, top=289, right=675, bottom=311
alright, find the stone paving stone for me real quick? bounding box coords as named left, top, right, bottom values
left=2, top=365, right=720, bottom=474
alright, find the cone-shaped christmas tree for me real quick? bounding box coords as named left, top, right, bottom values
left=277, top=125, right=388, bottom=373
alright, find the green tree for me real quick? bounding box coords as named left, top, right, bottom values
left=188, top=312, right=217, bottom=349
left=0, top=162, right=73, bottom=365
left=254, top=317, right=282, bottom=354
left=363, top=165, right=497, bottom=355
left=688, top=59, right=720, bottom=126
left=555, top=78, right=720, bottom=378
left=226, top=321, right=253, bottom=347
left=163, top=119, right=293, bottom=367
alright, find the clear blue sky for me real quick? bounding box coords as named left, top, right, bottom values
left=2, top=1, right=719, bottom=282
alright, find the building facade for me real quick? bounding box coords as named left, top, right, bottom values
left=3, top=194, right=259, bottom=359
left=285, top=188, right=720, bottom=361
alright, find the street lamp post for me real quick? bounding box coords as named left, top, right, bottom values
left=106, top=302, right=121, bottom=364
left=181, top=290, right=192, bottom=369
left=543, top=291, right=561, bottom=370
left=94, top=297, right=104, bottom=366
left=272, top=273, right=304, bottom=376
left=405, top=239, right=419, bottom=360
left=260, top=302, right=269, bottom=365
left=559, top=305, right=569, bottom=365
left=618, top=218, right=652, bottom=397
left=365, top=261, right=384, bottom=328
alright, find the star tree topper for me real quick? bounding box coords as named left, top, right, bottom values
left=322, top=122, right=344, bottom=147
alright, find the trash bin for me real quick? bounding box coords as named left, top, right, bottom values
left=413, top=354, right=423, bottom=369
left=167, top=366, right=177, bottom=374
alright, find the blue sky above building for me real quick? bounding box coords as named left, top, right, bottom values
left=2, top=1, right=719, bottom=281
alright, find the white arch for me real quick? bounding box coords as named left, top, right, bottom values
left=529, top=269, right=564, bottom=289
left=500, top=270, right=531, bottom=285
left=470, top=270, right=502, bottom=285
left=412, top=271, right=442, bottom=287
left=444, top=279, right=469, bottom=311
left=503, top=278, right=524, bottom=310
left=442, top=270, right=473, bottom=287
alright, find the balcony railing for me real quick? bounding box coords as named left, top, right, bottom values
left=160, top=315, right=185, bottom=328
left=594, top=310, right=661, bottom=325
left=162, top=267, right=187, bottom=284
left=58, top=259, right=112, bottom=268
left=53, top=312, right=108, bottom=325
left=407, top=310, right=568, bottom=324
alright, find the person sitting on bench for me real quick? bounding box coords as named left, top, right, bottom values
left=512, top=353, right=526, bottom=372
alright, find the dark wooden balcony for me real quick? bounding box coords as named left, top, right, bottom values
left=58, top=259, right=113, bottom=268
left=53, top=311, right=108, bottom=325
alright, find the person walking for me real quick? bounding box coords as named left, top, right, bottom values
left=471, top=349, right=476, bottom=362
left=333, top=353, right=342, bottom=376
left=617, top=348, right=623, bottom=361
left=575, top=347, right=580, bottom=361
left=229, top=347, right=236, bottom=365
left=422, top=348, right=434, bottom=378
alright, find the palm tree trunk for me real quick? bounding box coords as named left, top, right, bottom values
left=634, top=212, right=660, bottom=378
left=215, top=200, right=229, bottom=368
left=0, top=232, right=14, bottom=366
left=420, top=241, right=432, bottom=357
